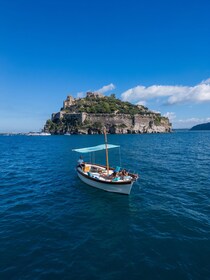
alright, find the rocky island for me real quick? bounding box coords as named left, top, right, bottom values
left=44, top=92, right=172, bottom=134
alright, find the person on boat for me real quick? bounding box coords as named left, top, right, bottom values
left=77, top=156, right=85, bottom=168
left=118, top=169, right=128, bottom=180
left=109, top=171, right=118, bottom=179
left=122, top=169, right=128, bottom=176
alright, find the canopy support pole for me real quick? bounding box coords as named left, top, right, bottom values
left=104, top=128, right=109, bottom=175
left=119, top=147, right=122, bottom=167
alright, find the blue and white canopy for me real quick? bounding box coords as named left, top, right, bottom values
left=72, top=144, right=120, bottom=153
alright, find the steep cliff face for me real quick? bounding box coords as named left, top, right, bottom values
left=44, top=93, right=172, bottom=134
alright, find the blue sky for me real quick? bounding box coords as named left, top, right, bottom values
left=0, top=0, right=210, bottom=131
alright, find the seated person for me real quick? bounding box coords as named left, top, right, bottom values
left=98, top=168, right=103, bottom=174
left=122, top=169, right=128, bottom=176
left=120, top=169, right=129, bottom=180
left=109, top=171, right=118, bottom=179
left=77, top=156, right=85, bottom=168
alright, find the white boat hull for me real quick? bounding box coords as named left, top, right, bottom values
left=77, top=170, right=134, bottom=195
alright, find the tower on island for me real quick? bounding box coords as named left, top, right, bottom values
left=63, top=95, right=75, bottom=109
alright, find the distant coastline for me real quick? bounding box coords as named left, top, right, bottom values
left=190, top=122, right=210, bottom=130
left=1, top=129, right=210, bottom=136
left=0, top=132, right=51, bottom=136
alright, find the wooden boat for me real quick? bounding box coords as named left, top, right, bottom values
left=73, top=130, right=138, bottom=195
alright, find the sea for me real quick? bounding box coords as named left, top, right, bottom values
left=0, top=131, right=210, bottom=280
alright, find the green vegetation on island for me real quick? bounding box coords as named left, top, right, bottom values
left=63, top=94, right=150, bottom=115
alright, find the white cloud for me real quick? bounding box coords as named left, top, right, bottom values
left=163, top=112, right=176, bottom=120
left=121, top=79, right=210, bottom=105
left=76, top=92, right=85, bottom=98
left=151, top=110, right=161, bottom=114
left=173, top=117, right=210, bottom=129
left=136, top=100, right=147, bottom=106
left=96, top=83, right=116, bottom=94
left=201, top=78, right=210, bottom=84
left=75, top=84, right=115, bottom=98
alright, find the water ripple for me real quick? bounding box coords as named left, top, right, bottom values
left=0, top=132, right=210, bottom=279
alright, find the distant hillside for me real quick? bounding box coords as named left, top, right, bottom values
left=191, top=122, right=210, bottom=130
left=44, top=92, right=172, bottom=135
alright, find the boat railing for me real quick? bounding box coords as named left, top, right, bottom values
left=80, top=163, right=138, bottom=181
left=126, top=169, right=139, bottom=181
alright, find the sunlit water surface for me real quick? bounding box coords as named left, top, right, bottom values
left=0, top=131, right=210, bottom=279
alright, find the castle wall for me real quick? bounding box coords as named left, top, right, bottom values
left=64, top=113, right=84, bottom=124
left=86, top=114, right=133, bottom=127
left=51, top=111, right=65, bottom=120
left=49, top=111, right=171, bottom=134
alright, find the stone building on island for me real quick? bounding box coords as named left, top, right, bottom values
left=63, top=95, right=75, bottom=109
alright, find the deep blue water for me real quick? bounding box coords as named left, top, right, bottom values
left=0, top=132, right=210, bottom=280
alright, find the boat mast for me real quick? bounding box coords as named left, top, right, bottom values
left=104, top=128, right=109, bottom=175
